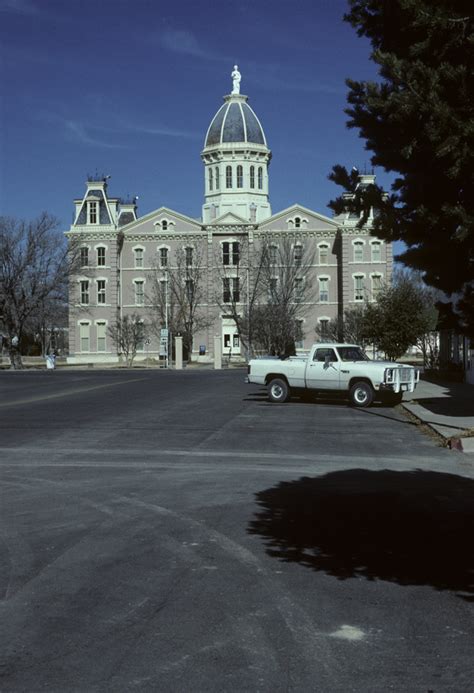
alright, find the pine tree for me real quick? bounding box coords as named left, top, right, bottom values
left=330, top=0, right=474, bottom=334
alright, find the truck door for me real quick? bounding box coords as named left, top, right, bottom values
left=306, top=347, right=341, bottom=390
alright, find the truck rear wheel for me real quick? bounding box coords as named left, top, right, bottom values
left=349, top=381, right=374, bottom=408
left=268, top=378, right=290, bottom=403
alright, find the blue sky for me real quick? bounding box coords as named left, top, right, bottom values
left=0, top=0, right=393, bottom=234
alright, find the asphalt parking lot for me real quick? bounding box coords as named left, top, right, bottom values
left=1, top=369, right=473, bottom=692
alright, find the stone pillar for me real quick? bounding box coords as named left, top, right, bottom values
left=175, top=336, right=183, bottom=370
left=214, top=335, right=222, bottom=370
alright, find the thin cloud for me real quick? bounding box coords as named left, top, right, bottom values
left=160, top=29, right=221, bottom=61
left=64, top=121, right=129, bottom=149
left=0, top=0, right=40, bottom=14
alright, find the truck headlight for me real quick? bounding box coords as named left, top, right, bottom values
left=385, top=368, right=393, bottom=382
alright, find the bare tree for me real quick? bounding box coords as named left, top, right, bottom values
left=0, top=213, right=80, bottom=368
left=216, top=235, right=316, bottom=357
left=315, top=305, right=369, bottom=346
left=108, top=313, right=147, bottom=367
left=147, top=243, right=211, bottom=359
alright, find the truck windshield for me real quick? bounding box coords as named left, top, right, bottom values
left=336, top=347, right=369, bottom=362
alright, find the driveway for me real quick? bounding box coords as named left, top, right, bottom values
left=0, top=369, right=473, bottom=691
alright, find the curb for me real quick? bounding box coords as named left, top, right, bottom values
left=447, top=437, right=474, bottom=453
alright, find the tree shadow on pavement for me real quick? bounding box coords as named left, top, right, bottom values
left=248, top=469, right=474, bottom=600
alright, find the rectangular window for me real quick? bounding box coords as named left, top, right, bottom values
left=186, top=279, right=194, bottom=301
left=96, top=322, right=106, bottom=352
left=97, top=280, right=106, bottom=304
left=295, top=277, right=303, bottom=302
left=319, top=319, right=329, bottom=339
left=353, top=242, right=364, bottom=262
left=269, top=245, right=278, bottom=265
left=226, top=166, right=232, bottom=188
left=319, top=245, right=328, bottom=265
left=268, top=277, right=277, bottom=301
left=135, top=281, right=144, bottom=306
left=237, top=165, right=243, bottom=188
left=250, top=166, right=255, bottom=189
left=89, top=202, right=97, bottom=224
left=295, top=320, right=304, bottom=349
left=160, top=247, right=168, bottom=268
left=371, top=242, right=382, bottom=262
left=232, top=242, right=240, bottom=265
left=97, top=247, right=106, bottom=266
left=80, top=280, right=89, bottom=305
left=319, top=278, right=329, bottom=302
left=354, top=276, right=365, bottom=301
left=134, top=248, right=143, bottom=268
left=372, top=274, right=383, bottom=297
left=185, top=247, right=193, bottom=267
left=223, top=278, right=231, bottom=303
left=232, top=277, right=240, bottom=303
left=79, top=323, right=90, bottom=352
left=222, top=242, right=230, bottom=266
left=294, top=245, right=303, bottom=267
left=80, top=247, right=89, bottom=267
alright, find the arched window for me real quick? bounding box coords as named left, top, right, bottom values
left=215, top=166, right=220, bottom=189
left=226, top=166, right=233, bottom=188
left=258, top=166, right=263, bottom=189
left=209, top=168, right=213, bottom=191
left=161, top=220, right=168, bottom=230
left=250, top=166, right=255, bottom=189
left=236, top=165, right=243, bottom=188
left=294, top=217, right=301, bottom=228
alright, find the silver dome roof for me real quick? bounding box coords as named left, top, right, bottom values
left=204, top=95, right=267, bottom=148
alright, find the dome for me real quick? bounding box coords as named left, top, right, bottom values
left=204, top=94, right=267, bottom=148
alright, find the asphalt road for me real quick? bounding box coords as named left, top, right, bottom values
left=0, top=369, right=473, bottom=692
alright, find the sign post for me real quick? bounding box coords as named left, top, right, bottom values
left=160, top=328, right=169, bottom=368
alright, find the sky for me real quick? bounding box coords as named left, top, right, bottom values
left=0, top=0, right=395, bottom=238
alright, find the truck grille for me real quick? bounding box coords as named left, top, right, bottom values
left=398, top=367, right=413, bottom=382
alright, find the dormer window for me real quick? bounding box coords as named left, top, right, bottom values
left=88, top=201, right=98, bottom=225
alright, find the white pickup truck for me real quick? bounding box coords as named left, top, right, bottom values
left=246, top=343, right=419, bottom=407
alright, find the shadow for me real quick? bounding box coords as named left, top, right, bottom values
left=413, top=396, right=474, bottom=418
left=248, top=469, right=474, bottom=600
left=244, top=387, right=412, bottom=412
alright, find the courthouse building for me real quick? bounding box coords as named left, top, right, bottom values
left=66, top=69, right=392, bottom=364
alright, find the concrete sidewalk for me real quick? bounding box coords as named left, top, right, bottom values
left=403, top=377, right=474, bottom=453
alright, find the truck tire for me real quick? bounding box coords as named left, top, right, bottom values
left=349, top=381, right=374, bottom=408
left=268, top=378, right=290, bottom=403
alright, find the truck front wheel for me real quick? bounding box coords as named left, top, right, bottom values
left=268, top=378, right=290, bottom=403
left=349, top=381, right=374, bottom=408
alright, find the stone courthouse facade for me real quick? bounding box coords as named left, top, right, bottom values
left=66, top=69, right=392, bottom=364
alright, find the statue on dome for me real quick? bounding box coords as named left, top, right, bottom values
left=231, top=65, right=241, bottom=94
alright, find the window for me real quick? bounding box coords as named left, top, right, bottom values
left=136, top=322, right=145, bottom=352
left=96, top=322, right=106, bottom=352
left=159, top=247, right=168, bottom=268
left=222, top=241, right=240, bottom=266
left=215, top=166, right=220, bottom=189
left=268, top=277, right=278, bottom=302
left=372, top=274, right=383, bottom=297
left=269, top=244, right=278, bottom=265
left=80, top=280, right=89, bottom=305
left=258, top=166, right=263, bottom=189
left=209, top=168, right=213, bottom=191
left=134, top=248, right=143, bottom=268
left=185, top=247, right=193, bottom=267
left=294, top=244, right=303, bottom=267
left=161, top=220, right=168, bottom=230
left=97, top=246, right=106, bottom=267
left=318, top=244, right=329, bottom=265
left=226, top=165, right=232, bottom=188
left=295, top=277, right=303, bottom=302
left=295, top=320, right=304, bottom=349
left=80, top=247, right=89, bottom=267
left=318, top=319, right=329, bottom=339
left=186, top=279, right=194, bottom=301
left=371, top=242, right=382, bottom=262
left=294, top=217, right=301, bottom=228
left=88, top=201, right=97, bottom=224
left=97, top=280, right=106, bottom=305
left=250, top=165, right=255, bottom=189
left=134, top=280, right=144, bottom=306
left=353, top=241, right=364, bottom=262
left=237, top=165, right=243, bottom=188
left=319, top=277, right=329, bottom=302
left=223, top=278, right=240, bottom=303
left=354, top=275, right=365, bottom=301
left=313, top=347, right=337, bottom=363
left=79, top=322, right=90, bottom=352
